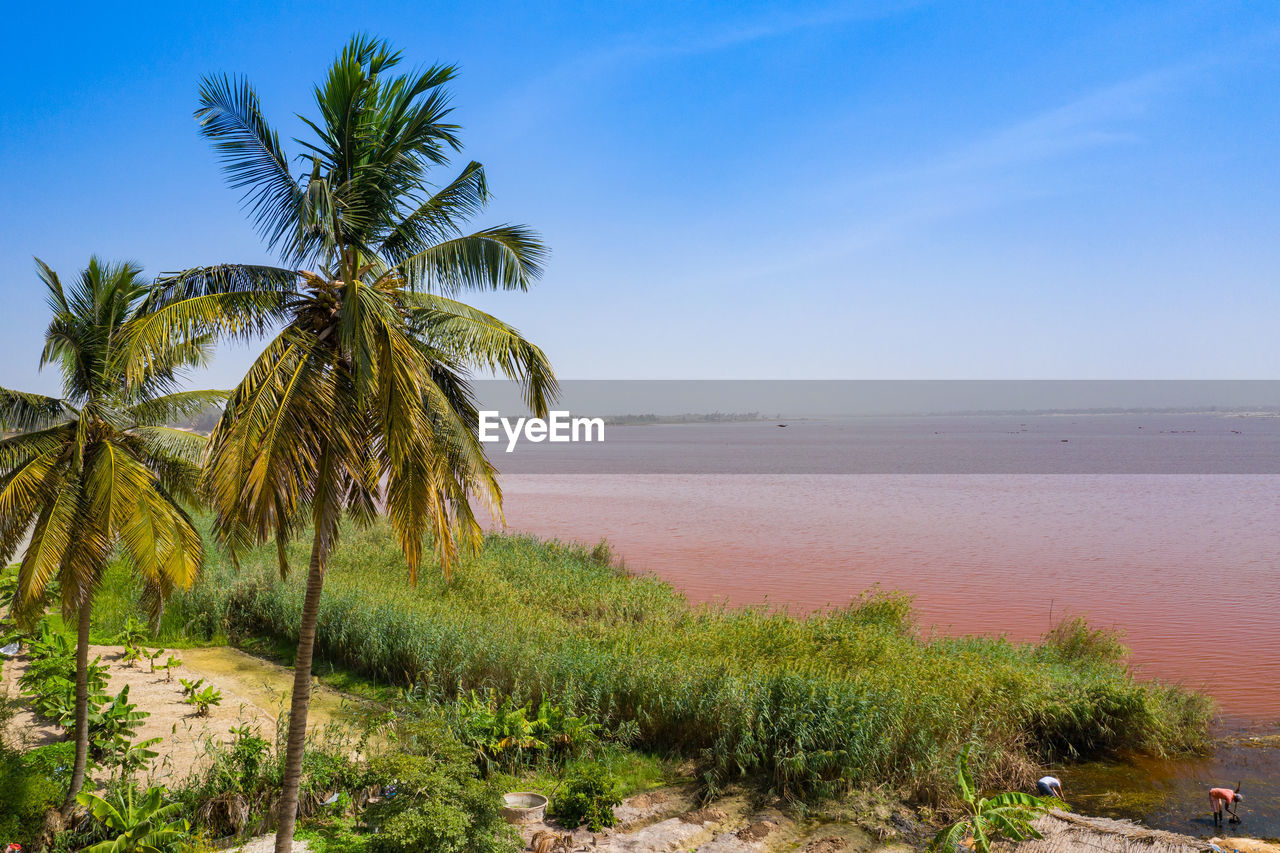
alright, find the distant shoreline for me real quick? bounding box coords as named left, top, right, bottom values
left=593, top=408, right=1280, bottom=424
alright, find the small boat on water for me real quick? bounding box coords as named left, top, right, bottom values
left=777, top=424, right=788, bottom=428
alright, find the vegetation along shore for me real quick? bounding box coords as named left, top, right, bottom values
left=0, top=29, right=1229, bottom=853
left=0, top=517, right=1211, bottom=849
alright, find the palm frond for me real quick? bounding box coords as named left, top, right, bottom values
left=35, top=257, right=69, bottom=315
left=396, top=225, right=546, bottom=294
left=0, top=387, right=72, bottom=432
left=15, top=477, right=85, bottom=617
left=129, top=425, right=208, bottom=465
left=127, top=390, right=230, bottom=427
left=406, top=294, right=558, bottom=415
left=0, top=442, right=69, bottom=566
left=0, top=422, right=75, bottom=470
left=126, top=266, right=298, bottom=383
left=195, top=74, right=306, bottom=253
left=379, top=160, right=489, bottom=262
left=205, top=328, right=332, bottom=554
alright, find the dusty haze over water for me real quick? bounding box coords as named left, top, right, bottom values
left=486, top=414, right=1280, bottom=720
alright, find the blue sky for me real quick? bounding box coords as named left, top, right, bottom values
left=2, top=1, right=1278, bottom=392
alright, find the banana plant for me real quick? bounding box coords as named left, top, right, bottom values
left=77, top=786, right=190, bottom=853
left=157, top=654, right=182, bottom=682
left=89, top=685, right=150, bottom=760
left=178, top=676, right=205, bottom=698
left=929, top=746, right=1057, bottom=853
left=19, top=622, right=109, bottom=727
left=107, top=736, right=163, bottom=777
left=533, top=698, right=599, bottom=751
left=184, top=685, right=222, bottom=716
left=115, top=618, right=149, bottom=648
left=117, top=618, right=150, bottom=668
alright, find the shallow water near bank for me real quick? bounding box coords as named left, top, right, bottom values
left=178, top=646, right=355, bottom=727
left=1066, top=727, right=1280, bottom=840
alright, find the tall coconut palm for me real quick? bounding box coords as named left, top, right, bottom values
left=147, top=36, right=556, bottom=850
left=0, top=257, right=220, bottom=809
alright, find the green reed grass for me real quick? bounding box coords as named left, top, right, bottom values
left=93, top=521, right=1212, bottom=802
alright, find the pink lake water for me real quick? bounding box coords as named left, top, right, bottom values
left=486, top=415, right=1280, bottom=720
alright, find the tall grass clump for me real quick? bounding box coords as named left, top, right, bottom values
left=161, top=521, right=1211, bottom=803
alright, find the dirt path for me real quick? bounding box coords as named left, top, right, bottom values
left=515, top=786, right=919, bottom=853
left=223, top=837, right=311, bottom=853
left=2, top=644, right=360, bottom=787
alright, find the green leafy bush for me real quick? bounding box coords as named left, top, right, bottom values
left=19, top=621, right=110, bottom=728
left=174, top=719, right=366, bottom=839
left=22, top=741, right=77, bottom=786
left=176, top=724, right=278, bottom=837
left=226, top=724, right=272, bottom=791
left=550, top=762, right=621, bottom=831
left=363, top=713, right=518, bottom=853
left=448, top=691, right=599, bottom=773
left=0, top=694, right=62, bottom=843
left=0, top=743, right=62, bottom=848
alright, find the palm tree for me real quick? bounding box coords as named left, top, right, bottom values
left=149, top=36, right=556, bottom=850
left=0, top=257, right=219, bottom=809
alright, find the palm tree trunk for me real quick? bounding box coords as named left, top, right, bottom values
left=62, top=597, right=93, bottom=813
left=274, top=522, right=328, bottom=853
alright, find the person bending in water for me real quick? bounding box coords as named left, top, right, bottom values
left=1037, top=775, right=1064, bottom=799
left=1210, top=785, right=1243, bottom=826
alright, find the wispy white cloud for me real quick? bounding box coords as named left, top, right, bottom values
left=673, top=66, right=1196, bottom=285
left=882, top=68, right=1182, bottom=188
left=489, top=1, right=929, bottom=121
left=651, top=0, right=929, bottom=58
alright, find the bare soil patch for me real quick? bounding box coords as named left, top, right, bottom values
left=3, top=644, right=358, bottom=786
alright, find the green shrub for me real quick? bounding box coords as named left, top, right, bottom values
left=447, top=691, right=599, bottom=773
left=174, top=718, right=369, bottom=839
left=550, top=762, right=621, bottom=831
left=226, top=724, right=272, bottom=792
left=363, top=711, right=518, bottom=853
left=22, top=741, right=77, bottom=786
left=1038, top=617, right=1128, bottom=666
left=19, top=620, right=110, bottom=728
left=0, top=743, right=61, bottom=847
left=175, top=724, right=278, bottom=838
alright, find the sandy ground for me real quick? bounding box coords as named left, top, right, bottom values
left=1213, top=839, right=1280, bottom=853
left=2, top=643, right=358, bottom=787
left=225, top=838, right=311, bottom=852
left=513, top=786, right=914, bottom=853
